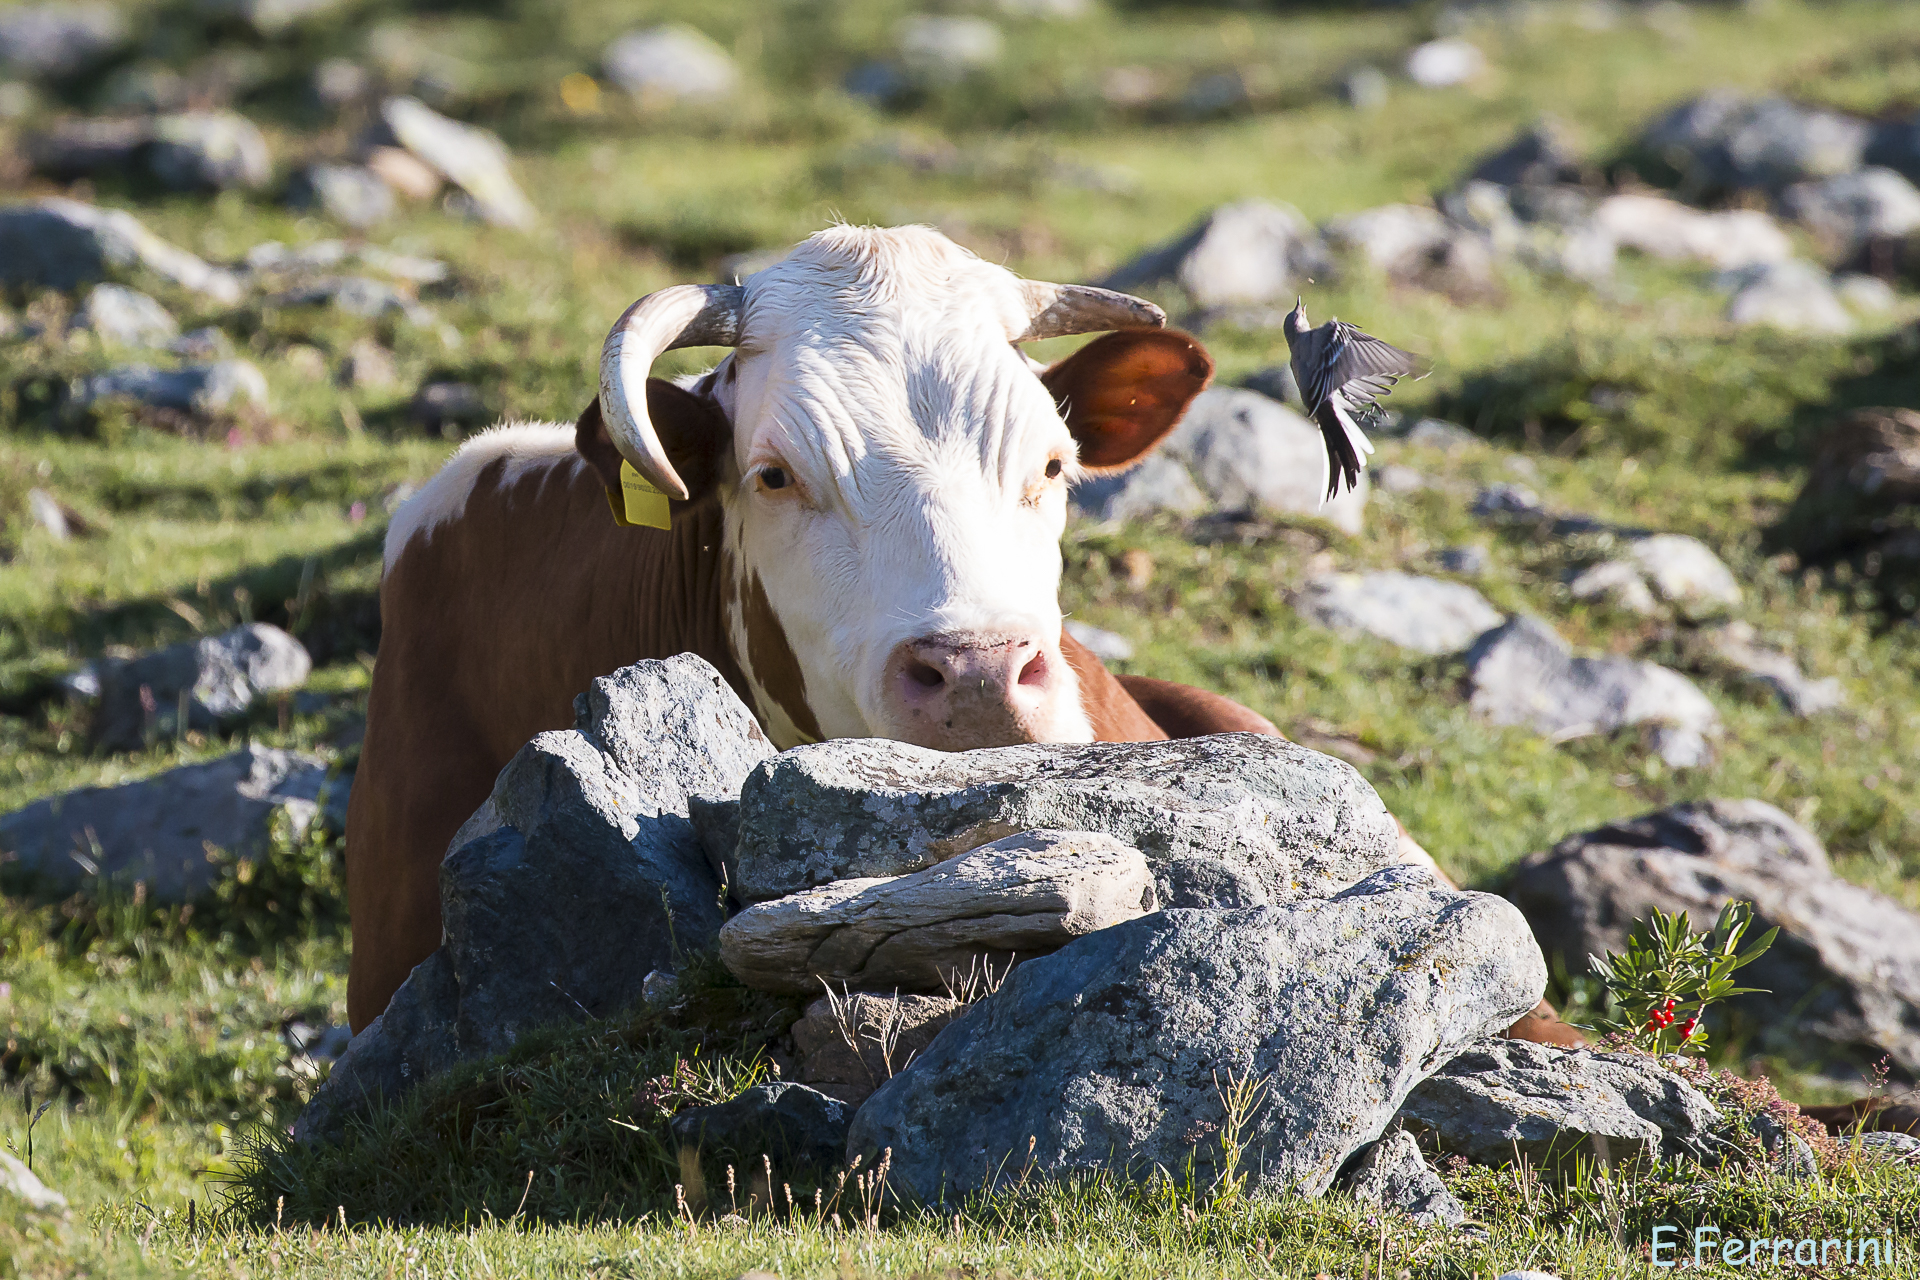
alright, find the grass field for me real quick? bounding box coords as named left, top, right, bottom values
left=5, top=0, right=1920, bottom=1274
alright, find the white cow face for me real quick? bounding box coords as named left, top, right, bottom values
left=589, top=225, right=1211, bottom=751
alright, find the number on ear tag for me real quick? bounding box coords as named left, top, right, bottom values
left=607, top=459, right=671, bottom=530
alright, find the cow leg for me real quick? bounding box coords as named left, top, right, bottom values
left=345, top=733, right=498, bottom=1033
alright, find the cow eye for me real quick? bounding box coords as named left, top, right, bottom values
left=761, top=467, right=788, bottom=491
left=1044, top=458, right=1063, bottom=479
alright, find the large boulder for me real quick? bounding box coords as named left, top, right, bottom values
left=296, top=655, right=773, bottom=1139
left=1101, top=200, right=1331, bottom=313
left=725, top=733, right=1403, bottom=908
left=0, top=743, right=342, bottom=900
left=1464, top=617, right=1720, bottom=767
left=1593, top=194, right=1792, bottom=270
left=719, top=829, right=1156, bottom=994
left=75, top=623, right=312, bottom=752
left=1396, top=1040, right=1723, bottom=1170
left=1159, top=386, right=1369, bottom=534
left=1505, top=799, right=1920, bottom=1077
left=1638, top=91, right=1870, bottom=192
left=0, top=198, right=243, bottom=301
left=1772, top=406, right=1920, bottom=615
left=0, top=4, right=125, bottom=78
left=1295, top=571, right=1502, bottom=655
left=847, top=867, right=1547, bottom=1203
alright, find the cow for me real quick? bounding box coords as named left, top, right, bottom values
left=346, top=223, right=1577, bottom=1047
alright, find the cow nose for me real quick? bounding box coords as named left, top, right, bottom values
left=884, top=634, right=1057, bottom=749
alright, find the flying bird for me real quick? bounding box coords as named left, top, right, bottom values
left=1283, top=300, right=1427, bottom=503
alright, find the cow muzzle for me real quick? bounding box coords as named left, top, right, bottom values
left=882, top=633, right=1065, bottom=750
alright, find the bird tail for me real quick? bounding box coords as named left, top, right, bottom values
left=1314, top=395, right=1375, bottom=503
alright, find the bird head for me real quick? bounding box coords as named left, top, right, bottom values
left=1283, top=297, right=1310, bottom=336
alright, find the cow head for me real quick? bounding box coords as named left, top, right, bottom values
left=578, top=225, right=1210, bottom=751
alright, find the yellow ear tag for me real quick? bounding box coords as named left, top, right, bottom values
left=608, top=459, right=672, bottom=531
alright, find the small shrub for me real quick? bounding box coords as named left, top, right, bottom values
left=1584, top=901, right=1777, bottom=1055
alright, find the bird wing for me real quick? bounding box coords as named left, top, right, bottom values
left=1299, top=321, right=1426, bottom=413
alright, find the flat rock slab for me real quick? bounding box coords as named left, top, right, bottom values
left=848, top=867, right=1546, bottom=1204
left=1506, top=798, right=1920, bottom=1076
left=1396, top=1039, right=1722, bottom=1170
left=1297, top=571, right=1503, bottom=655
left=297, top=655, right=771, bottom=1141
left=0, top=743, right=340, bottom=900
left=729, top=734, right=1402, bottom=908
left=720, top=829, right=1155, bottom=994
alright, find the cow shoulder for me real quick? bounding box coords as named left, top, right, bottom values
left=1040, top=330, right=1212, bottom=471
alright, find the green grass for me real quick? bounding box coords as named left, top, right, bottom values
left=7, top=0, right=1920, bottom=1273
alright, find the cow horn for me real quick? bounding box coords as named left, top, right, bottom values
left=598, top=284, right=744, bottom=501
left=1013, top=281, right=1166, bottom=342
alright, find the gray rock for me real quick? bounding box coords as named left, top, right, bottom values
left=1373, top=464, right=1426, bottom=495
left=337, top=337, right=397, bottom=389
left=168, top=327, right=230, bottom=359
left=1161, top=386, right=1368, bottom=534
left=1062, top=619, right=1132, bottom=662
left=1703, top=622, right=1842, bottom=716
left=1407, top=418, right=1479, bottom=451
left=1465, top=120, right=1583, bottom=189
left=1324, top=204, right=1497, bottom=296
left=730, top=733, right=1402, bottom=908
left=1472, top=483, right=1544, bottom=520
left=0, top=743, right=342, bottom=900
left=1850, top=1131, right=1920, bottom=1166
left=1342, top=1130, right=1467, bottom=1228
left=719, top=829, right=1157, bottom=994
left=1405, top=39, right=1484, bottom=89
left=1506, top=798, right=1920, bottom=1076
left=1438, top=545, right=1490, bottom=576
left=602, top=25, right=739, bottom=103
left=77, top=360, right=269, bottom=417
left=1721, top=259, right=1853, bottom=335
left=1239, top=363, right=1301, bottom=408
left=1594, top=194, right=1792, bottom=270
left=0, top=1151, right=66, bottom=1214
left=380, top=96, right=535, bottom=229
left=1068, top=453, right=1208, bottom=523
left=791, top=991, right=962, bottom=1106
left=86, top=622, right=312, bottom=752
left=288, top=163, right=394, bottom=229
left=297, top=656, right=773, bottom=1138
left=0, top=198, right=243, bottom=302
left=1102, top=200, right=1331, bottom=313
left=146, top=112, right=271, bottom=192
left=1296, top=571, right=1503, bottom=656
left=1780, top=167, right=1920, bottom=258
left=896, top=15, right=1003, bottom=83
left=671, top=1083, right=850, bottom=1183
left=410, top=380, right=490, bottom=430
left=848, top=868, right=1547, bottom=1203
left=1836, top=273, right=1898, bottom=313
left=1339, top=65, right=1388, bottom=111
left=1397, top=1040, right=1723, bottom=1170
left=71, top=283, right=176, bottom=348
left=243, top=238, right=448, bottom=285
left=1464, top=616, right=1720, bottom=763
left=1640, top=91, right=1870, bottom=192
left=1625, top=534, right=1742, bottom=618
left=0, top=3, right=125, bottom=78
left=1567, top=560, right=1660, bottom=616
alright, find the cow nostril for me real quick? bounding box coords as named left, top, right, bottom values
left=1016, top=648, right=1049, bottom=687
left=904, top=658, right=946, bottom=690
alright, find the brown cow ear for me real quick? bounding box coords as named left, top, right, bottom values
left=1039, top=330, right=1212, bottom=473
left=575, top=380, right=731, bottom=507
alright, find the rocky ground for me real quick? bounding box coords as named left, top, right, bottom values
left=4, top=0, right=1920, bottom=1275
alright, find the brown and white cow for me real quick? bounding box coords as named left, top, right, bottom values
left=345, top=225, right=1275, bottom=1031
left=347, top=223, right=1578, bottom=1046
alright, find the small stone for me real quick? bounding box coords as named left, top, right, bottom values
left=78, top=360, right=270, bottom=417
left=338, top=337, right=398, bottom=389
left=1472, top=483, right=1544, bottom=520
left=719, top=829, right=1156, bottom=994
left=1721, top=259, right=1853, bottom=334
left=409, top=380, right=489, bottom=431
left=1069, top=453, right=1208, bottom=523
left=1160, top=386, right=1368, bottom=534
left=380, top=96, right=535, bottom=229
left=72, top=283, right=177, bottom=348
left=1324, top=204, right=1487, bottom=293
left=791, top=991, right=962, bottom=1105
left=146, top=111, right=272, bottom=192
left=288, top=164, right=395, bottom=229
left=26, top=488, right=69, bottom=540
left=1780, top=167, right=1920, bottom=258
left=1063, top=619, right=1133, bottom=662
left=169, top=326, right=231, bottom=359
left=86, top=622, right=312, bottom=752
left=0, top=1150, right=67, bottom=1214
left=1405, top=39, right=1484, bottom=89
left=601, top=25, right=739, bottom=104
left=1567, top=559, right=1660, bottom=615
left=1373, top=463, right=1426, bottom=495
left=1296, top=571, right=1503, bottom=656
left=1626, top=533, right=1742, bottom=617
left=1342, top=1130, right=1467, bottom=1228
left=0, top=743, right=340, bottom=900
left=896, top=16, right=1003, bottom=84
left=283, top=343, right=328, bottom=380
left=272, top=276, right=431, bottom=325
left=669, top=1083, right=850, bottom=1179
left=1438, top=545, right=1489, bottom=576
left=1406, top=418, right=1480, bottom=451
left=0, top=4, right=125, bottom=78
left=641, top=969, right=675, bottom=1004
left=1101, top=199, right=1330, bottom=313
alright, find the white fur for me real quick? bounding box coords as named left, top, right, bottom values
left=383, top=422, right=581, bottom=571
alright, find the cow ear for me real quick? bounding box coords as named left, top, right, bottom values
left=575, top=380, right=731, bottom=506
left=1039, top=330, right=1212, bottom=473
